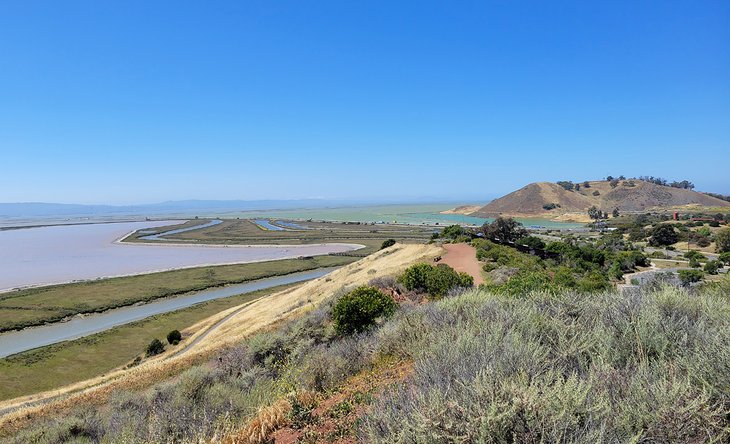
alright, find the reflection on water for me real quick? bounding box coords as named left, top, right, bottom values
left=254, top=219, right=286, bottom=231
left=0, top=268, right=335, bottom=358
left=275, top=220, right=307, bottom=230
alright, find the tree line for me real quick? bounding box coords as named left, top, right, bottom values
left=555, top=176, right=697, bottom=191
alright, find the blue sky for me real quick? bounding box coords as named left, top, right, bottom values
left=1, top=1, right=728, bottom=204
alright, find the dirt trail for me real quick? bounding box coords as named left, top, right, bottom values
left=440, top=243, right=484, bottom=285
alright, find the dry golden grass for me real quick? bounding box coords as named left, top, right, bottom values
left=225, top=398, right=292, bottom=444
left=0, top=243, right=441, bottom=434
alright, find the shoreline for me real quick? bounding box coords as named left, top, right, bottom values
left=0, top=244, right=365, bottom=295
left=0, top=267, right=339, bottom=340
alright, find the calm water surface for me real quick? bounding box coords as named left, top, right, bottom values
left=222, top=204, right=585, bottom=229
left=254, top=219, right=287, bottom=231
left=0, top=221, right=361, bottom=291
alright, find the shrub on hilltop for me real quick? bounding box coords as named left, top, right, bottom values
left=398, top=263, right=473, bottom=298
left=380, top=239, right=396, bottom=249
left=331, top=286, right=397, bottom=335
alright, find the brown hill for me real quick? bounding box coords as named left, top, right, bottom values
left=470, top=180, right=730, bottom=220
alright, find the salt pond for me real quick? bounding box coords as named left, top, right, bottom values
left=0, top=221, right=362, bottom=292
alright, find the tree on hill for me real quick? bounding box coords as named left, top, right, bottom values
left=670, top=180, right=695, bottom=190
left=556, top=181, right=575, bottom=191
left=612, top=208, right=620, bottom=218
left=648, top=225, right=678, bottom=247
left=639, top=176, right=668, bottom=186
left=481, top=217, right=527, bottom=242
left=610, top=179, right=620, bottom=188
left=716, top=228, right=730, bottom=253
left=583, top=181, right=590, bottom=188
left=588, top=206, right=602, bottom=221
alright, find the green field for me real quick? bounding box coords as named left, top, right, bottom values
left=0, top=255, right=354, bottom=332
left=0, top=283, right=297, bottom=401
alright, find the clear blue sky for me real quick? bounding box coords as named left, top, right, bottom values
left=1, top=1, right=728, bottom=204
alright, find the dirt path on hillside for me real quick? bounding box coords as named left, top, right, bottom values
left=441, top=243, right=484, bottom=285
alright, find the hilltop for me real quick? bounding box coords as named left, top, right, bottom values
left=464, top=179, right=730, bottom=222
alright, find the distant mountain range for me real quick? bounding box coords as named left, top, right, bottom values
left=454, top=180, right=730, bottom=222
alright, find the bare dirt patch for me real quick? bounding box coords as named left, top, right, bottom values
left=440, top=243, right=484, bottom=285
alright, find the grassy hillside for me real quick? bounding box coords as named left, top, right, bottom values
left=472, top=179, right=730, bottom=219
left=5, top=270, right=728, bottom=442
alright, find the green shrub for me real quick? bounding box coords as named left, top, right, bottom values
left=145, top=338, right=165, bottom=357
left=399, top=263, right=474, bottom=298
left=678, top=269, right=703, bottom=286
left=380, top=239, right=396, bottom=250
left=716, top=228, right=730, bottom=252
left=332, top=286, right=396, bottom=335
left=704, top=260, right=720, bottom=275
left=718, top=252, right=730, bottom=265
left=440, top=224, right=465, bottom=239
left=608, top=261, right=624, bottom=281
left=684, top=250, right=706, bottom=262
left=516, top=235, right=546, bottom=250
left=398, top=263, right=433, bottom=293
left=576, top=271, right=611, bottom=292
left=166, top=330, right=182, bottom=345
left=649, top=225, right=678, bottom=246
left=552, top=267, right=576, bottom=288
left=425, top=264, right=471, bottom=298
left=628, top=227, right=647, bottom=242
left=453, top=234, right=472, bottom=243
left=492, top=271, right=558, bottom=295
